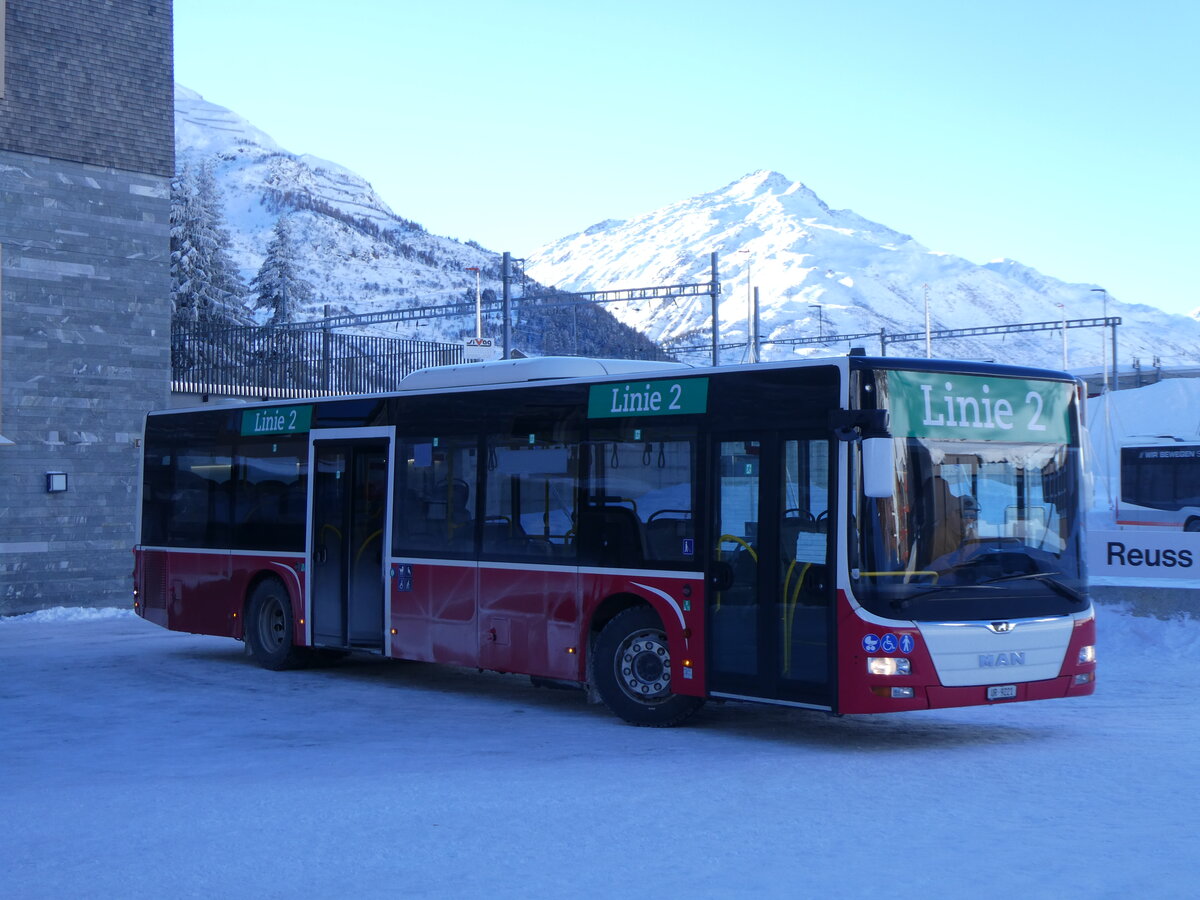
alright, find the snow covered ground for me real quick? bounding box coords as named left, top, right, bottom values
left=1, top=604, right=1195, bottom=898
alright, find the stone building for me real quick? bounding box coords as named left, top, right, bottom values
left=1, top=1, right=174, bottom=613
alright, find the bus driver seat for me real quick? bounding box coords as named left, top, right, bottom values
left=927, top=475, right=966, bottom=562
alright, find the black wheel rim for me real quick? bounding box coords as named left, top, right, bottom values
left=258, top=594, right=287, bottom=652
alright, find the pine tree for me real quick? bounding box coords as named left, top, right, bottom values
left=170, top=160, right=247, bottom=328
left=251, top=215, right=313, bottom=325
left=169, top=163, right=203, bottom=326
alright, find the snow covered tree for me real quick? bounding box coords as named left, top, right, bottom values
left=170, top=160, right=247, bottom=327
left=250, top=215, right=313, bottom=325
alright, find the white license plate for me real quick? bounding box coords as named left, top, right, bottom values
left=987, top=685, right=1018, bottom=700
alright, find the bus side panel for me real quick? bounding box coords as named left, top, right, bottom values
left=478, top=564, right=579, bottom=681
left=134, top=548, right=169, bottom=629
left=390, top=560, right=477, bottom=666
left=580, top=571, right=706, bottom=698
left=164, top=550, right=235, bottom=638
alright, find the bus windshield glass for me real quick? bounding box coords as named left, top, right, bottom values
left=853, top=369, right=1086, bottom=621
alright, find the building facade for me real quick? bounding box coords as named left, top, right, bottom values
left=1, top=0, right=174, bottom=613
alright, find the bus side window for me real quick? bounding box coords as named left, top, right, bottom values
left=482, top=441, right=575, bottom=560
left=233, top=441, right=306, bottom=551
left=583, top=439, right=695, bottom=568
left=393, top=438, right=477, bottom=556
left=171, top=450, right=232, bottom=548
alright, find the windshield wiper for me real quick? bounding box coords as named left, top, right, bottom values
left=975, top=571, right=1085, bottom=602
left=888, top=581, right=1003, bottom=609
left=889, top=570, right=1084, bottom=609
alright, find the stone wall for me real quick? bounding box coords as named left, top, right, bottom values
left=0, top=153, right=172, bottom=613
left=1, top=0, right=173, bottom=613
left=1, top=0, right=173, bottom=176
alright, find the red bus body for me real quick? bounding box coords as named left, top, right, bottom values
left=133, top=356, right=1095, bottom=724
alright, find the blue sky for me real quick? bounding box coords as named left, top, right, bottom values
left=175, top=0, right=1198, bottom=316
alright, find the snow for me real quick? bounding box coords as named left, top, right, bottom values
left=2, top=385, right=1196, bottom=895
left=0, top=602, right=1194, bottom=897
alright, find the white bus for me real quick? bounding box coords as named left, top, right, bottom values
left=1118, top=439, right=1200, bottom=531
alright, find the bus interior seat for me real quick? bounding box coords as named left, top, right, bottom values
left=578, top=505, right=645, bottom=566
left=645, top=513, right=693, bottom=562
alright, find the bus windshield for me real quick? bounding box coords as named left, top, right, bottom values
left=853, top=369, right=1086, bottom=621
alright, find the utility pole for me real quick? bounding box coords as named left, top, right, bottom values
left=924, top=283, right=932, bottom=358
left=752, top=286, right=760, bottom=363
left=501, top=252, right=513, bottom=359
left=1055, top=303, right=1068, bottom=368
left=1094, top=289, right=1108, bottom=388
left=710, top=251, right=720, bottom=366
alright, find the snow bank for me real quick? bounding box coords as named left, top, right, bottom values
left=0, top=606, right=133, bottom=625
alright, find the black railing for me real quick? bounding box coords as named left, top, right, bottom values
left=171, top=324, right=464, bottom=399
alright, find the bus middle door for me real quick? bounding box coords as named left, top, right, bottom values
left=309, top=430, right=393, bottom=652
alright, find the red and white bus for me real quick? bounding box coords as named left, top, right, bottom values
left=133, top=354, right=1095, bottom=725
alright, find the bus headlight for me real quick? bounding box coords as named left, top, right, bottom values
left=1078, top=645, right=1096, bottom=665
left=867, top=657, right=911, bottom=676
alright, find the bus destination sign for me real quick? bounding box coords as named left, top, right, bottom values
left=587, top=377, right=709, bottom=419
left=886, top=371, right=1071, bottom=443
left=240, top=405, right=313, bottom=437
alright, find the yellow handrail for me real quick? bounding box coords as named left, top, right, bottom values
left=858, top=570, right=939, bottom=582
left=782, top=561, right=813, bottom=674
left=718, top=534, right=757, bottom=562
left=354, top=529, right=382, bottom=568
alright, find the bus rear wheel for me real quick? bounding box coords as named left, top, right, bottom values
left=593, top=606, right=703, bottom=727
left=245, top=579, right=309, bottom=670
left=1185, top=519, right=1200, bottom=533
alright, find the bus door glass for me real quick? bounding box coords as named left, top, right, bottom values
left=709, top=435, right=832, bottom=703
left=310, top=439, right=389, bottom=650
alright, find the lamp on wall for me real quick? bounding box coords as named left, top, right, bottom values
left=46, top=472, right=69, bottom=493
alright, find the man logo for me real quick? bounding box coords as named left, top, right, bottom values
left=988, top=621, right=1016, bottom=633
left=979, top=652, right=1026, bottom=667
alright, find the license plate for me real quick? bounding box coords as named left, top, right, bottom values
left=987, top=685, right=1017, bottom=700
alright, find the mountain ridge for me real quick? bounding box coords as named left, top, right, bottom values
left=174, top=86, right=1200, bottom=370
left=527, top=170, right=1200, bottom=368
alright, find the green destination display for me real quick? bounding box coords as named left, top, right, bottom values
left=240, top=405, right=313, bottom=437
left=886, top=371, right=1072, bottom=443
left=588, top=377, right=709, bottom=419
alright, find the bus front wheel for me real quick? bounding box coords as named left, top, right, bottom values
left=246, top=579, right=309, bottom=670
left=1185, top=520, right=1200, bottom=533
left=592, top=606, right=704, bottom=727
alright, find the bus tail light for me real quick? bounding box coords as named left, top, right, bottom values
left=867, top=657, right=911, bottom=676
left=1074, top=672, right=1094, bottom=685
left=1078, top=645, right=1096, bottom=665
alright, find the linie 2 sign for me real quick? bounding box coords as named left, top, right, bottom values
left=885, top=371, right=1072, bottom=443
left=588, top=378, right=709, bottom=419
left=240, top=405, right=313, bottom=436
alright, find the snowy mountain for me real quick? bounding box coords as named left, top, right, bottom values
left=174, top=85, right=661, bottom=358
left=526, top=170, right=1200, bottom=369
left=176, top=87, right=1200, bottom=371
left=174, top=84, right=501, bottom=342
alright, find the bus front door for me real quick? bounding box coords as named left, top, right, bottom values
left=310, top=438, right=391, bottom=651
left=708, top=435, right=833, bottom=707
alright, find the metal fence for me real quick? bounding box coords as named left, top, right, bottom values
left=171, top=324, right=465, bottom=399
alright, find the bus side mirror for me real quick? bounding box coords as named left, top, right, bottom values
left=862, top=437, right=894, bottom=499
